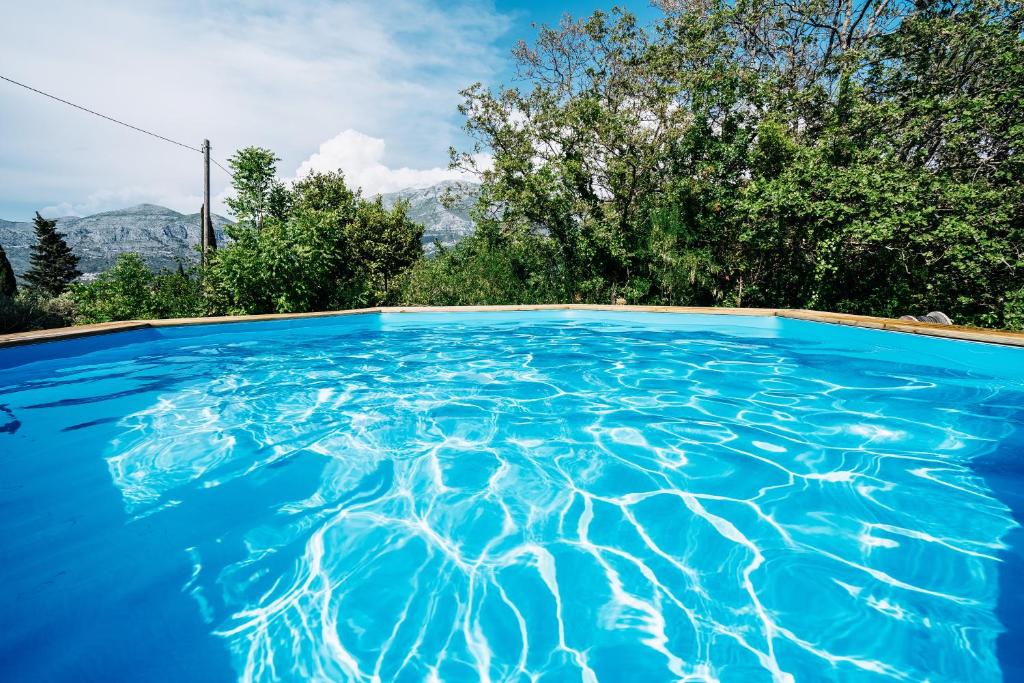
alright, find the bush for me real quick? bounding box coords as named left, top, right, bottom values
left=399, top=232, right=563, bottom=306
left=70, top=254, right=205, bottom=324
left=0, top=291, right=76, bottom=334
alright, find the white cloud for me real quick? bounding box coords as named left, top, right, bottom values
left=0, top=0, right=510, bottom=219
left=293, top=129, right=487, bottom=195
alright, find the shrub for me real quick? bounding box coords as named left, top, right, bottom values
left=70, top=254, right=205, bottom=324
left=0, top=291, right=76, bottom=334
left=399, top=232, right=562, bottom=306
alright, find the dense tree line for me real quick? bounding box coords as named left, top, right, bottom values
left=2, top=0, right=1021, bottom=332
left=407, top=0, right=1024, bottom=329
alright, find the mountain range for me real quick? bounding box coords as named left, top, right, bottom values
left=0, top=180, right=479, bottom=280
left=381, top=180, right=478, bottom=254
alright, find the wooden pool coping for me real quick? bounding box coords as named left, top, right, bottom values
left=2, top=305, right=1024, bottom=349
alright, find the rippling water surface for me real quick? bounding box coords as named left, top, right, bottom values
left=2, top=312, right=1023, bottom=682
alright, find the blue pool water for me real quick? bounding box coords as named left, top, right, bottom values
left=1, top=311, right=1023, bottom=682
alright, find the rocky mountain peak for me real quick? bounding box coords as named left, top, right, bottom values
left=0, top=207, right=230, bottom=280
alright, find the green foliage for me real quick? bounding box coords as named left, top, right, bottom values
left=208, top=171, right=423, bottom=315
left=348, top=198, right=424, bottom=305
left=0, top=243, right=16, bottom=298
left=23, top=213, right=82, bottom=296
left=439, top=0, right=1024, bottom=328
left=0, top=291, right=75, bottom=334
left=1005, top=288, right=1024, bottom=331
left=70, top=254, right=205, bottom=324
left=399, top=231, right=562, bottom=306
left=226, top=147, right=290, bottom=229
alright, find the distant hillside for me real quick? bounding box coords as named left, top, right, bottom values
left=0, top=204, right=230, bottom=280
left=379, top=180, right=478, bottom=254
left=0, top=181, right=480, bottom=281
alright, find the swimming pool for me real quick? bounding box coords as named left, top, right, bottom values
left=1, top=310, right=1022, bottom=681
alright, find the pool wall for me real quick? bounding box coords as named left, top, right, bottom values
left=2, top=305, right=1024, bottom=350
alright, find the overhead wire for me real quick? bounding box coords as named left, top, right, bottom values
left=1, top=73, right=235, bottom=178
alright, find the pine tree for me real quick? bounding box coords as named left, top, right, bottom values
left=0, top=243, right=16, bottom=298
left=23, top=212, right=81, bottom=296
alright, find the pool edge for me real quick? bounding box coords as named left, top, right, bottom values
left=2, top=305, right=1023, bottom=349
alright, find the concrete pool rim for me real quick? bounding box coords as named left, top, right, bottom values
left=2, top=305, right=1024, bottom=349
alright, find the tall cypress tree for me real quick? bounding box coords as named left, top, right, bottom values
left=23, top=212, right=81, bottom=296
left=0, top=243, right=16, bottom=298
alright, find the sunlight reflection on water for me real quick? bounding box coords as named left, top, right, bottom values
left=2, top=312, right=1022, bottom=682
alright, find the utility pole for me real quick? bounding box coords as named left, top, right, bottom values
left=200, top=139, right=217, bottom=263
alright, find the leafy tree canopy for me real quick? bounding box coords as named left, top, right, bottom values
left=435, top=0, right=1024, bottom=328
left=226, top=147, right=291, bottom=229
left=209, top=169, right=423, bottom=315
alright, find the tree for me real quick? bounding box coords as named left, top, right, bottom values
left=208, top=167, right=428, bottom=314
left=23, top=212, right=81, bottom=296
left=399, top=231, right=562, bottom=306
left=347, top=198, right=423, bottom=305
left=442, top=1, right=1024, bottom=327
left=226, top=147, right=290, bottom=229
left=452, top=8, right=751, bottom=304
left=0, top=243, right=16, bottom=298
left=211, top=170, right=342, bottom=314
left=71, top=253, right=153, bottom=322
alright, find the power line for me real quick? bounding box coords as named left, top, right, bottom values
left=211, top=158, right=234, bottom=178
left=1, top=74, right=237, bottom=180
left=3, top=73, right=237, bottom=181
left=1, top=74, right=203, bottom=154
left=4, top=73, right=234, bottom=256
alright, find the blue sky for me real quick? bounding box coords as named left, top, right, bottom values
left=0, top=1, right=658, bottom=221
